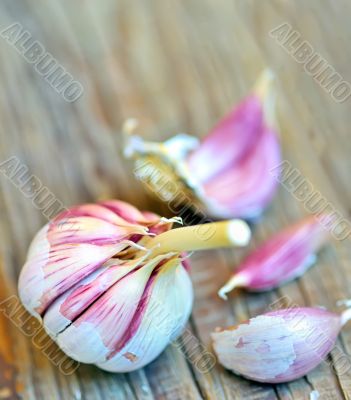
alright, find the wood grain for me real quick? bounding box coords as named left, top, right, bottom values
left=0, top=0, right=351, bottom=399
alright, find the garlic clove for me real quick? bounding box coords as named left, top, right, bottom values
left=43, top=258, right=137, bottom=337
left=123, top=69, right=281, bottom=220
left=218, top=215, right=330, bottom=299
left=187, top=69, right=280, bottom=219
left=187, top=69, right=276, bottom=185
left=56, top=255, right=167, bottom=364
left=211, top=307, right=345, bottom=383
left=19, top=240, right=122, bottom=318
left=97, top=257, right=193, bottom=372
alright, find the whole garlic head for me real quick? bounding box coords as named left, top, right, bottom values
left=18, top=200, right=193, bottom=372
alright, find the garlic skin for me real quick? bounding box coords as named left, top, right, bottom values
left=123, top=69, right=281, bottom=220
left=18, top=200, right=193, bottom=372
left=218, top=216, right=329, bottom=299
left=211, top=307, right=346, bottom=383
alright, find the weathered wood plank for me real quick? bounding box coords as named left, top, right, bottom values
left=1, top=0, right=351, bottom=399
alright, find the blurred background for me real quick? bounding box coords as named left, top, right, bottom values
left=0, top=1, right=351, bottom=399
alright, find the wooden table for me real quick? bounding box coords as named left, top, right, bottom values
left=1, top=0, right=351, bottom=398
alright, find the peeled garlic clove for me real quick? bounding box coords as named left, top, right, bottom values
left=211, top=307, right=349, bottom=383
left=19, top=200, right=250, bottom=372
left=218, top=216, right=329, bottom=299
left=123, top=69, right=281, bottom=220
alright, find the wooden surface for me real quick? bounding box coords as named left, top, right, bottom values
left=0, top=0, right=351, bottom=399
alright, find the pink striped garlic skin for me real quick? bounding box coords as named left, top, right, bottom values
left=212, top=307, right=345, bottom=383
left=218, top=216, right=329, bottom=299
left=18, top=200, right=193, bottom=372
left=186, top=78, right=281, bottom=220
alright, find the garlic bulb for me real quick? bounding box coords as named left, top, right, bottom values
left=218, top=215, right=330, bottom=299
left=212, top=307, right=350, bottom=383
left=123, top=69, right=281, bottom=220
left=18, top=200, right=251, bottom=372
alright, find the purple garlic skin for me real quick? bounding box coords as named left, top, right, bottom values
left=218, top=216, right=329, bottom=299
left=211, top=307, right=344, bottom=383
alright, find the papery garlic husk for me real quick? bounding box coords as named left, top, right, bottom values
left=123, top=69, right=281, bottom=220
left=18, top=200, right=251, bottom=372
left=211, top=307, right=351, bottom=383
left=218, top=215, right=329, bottom=299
